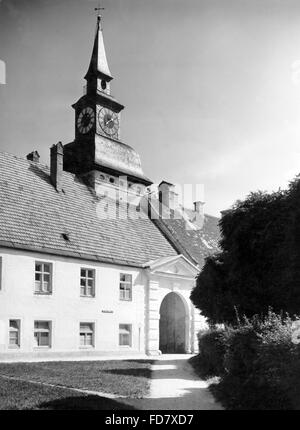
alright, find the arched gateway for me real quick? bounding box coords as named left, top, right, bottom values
left=159, top=292, right=187, bottom=353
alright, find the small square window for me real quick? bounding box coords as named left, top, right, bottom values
left=119, top=273, right=132, bottom=301
left=9, top=320, right=20, bottom=348
left=80, top=323, right=94, bottom=347
left=35, top=262, right=52, bottom=294
left=34, top=321, right=51, bottom=347
left=119, top=324, right=132, bottom=347
left=80, top=268, right=95, bottom=297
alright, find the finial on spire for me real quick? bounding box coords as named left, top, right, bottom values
left=94, top=1, right=105, bottom=30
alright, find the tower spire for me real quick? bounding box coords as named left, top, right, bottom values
left=85, top=8, right=112, bottom=82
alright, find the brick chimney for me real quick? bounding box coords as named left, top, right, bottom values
left=50, top=142, right=64, bottom=192
left=193, top=201, right=205, bottom=217
left=158, top=181, right=178, bottom=217
left=26, top=151, right=40, bottom=162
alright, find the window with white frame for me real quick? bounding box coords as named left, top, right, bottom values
left=9, top=320, right=20, bottom=348
left=119, top=273, right=132, bottom=301
left=34, top=321, right=51, bottom=347
left=119, top=324, right=132, bottom=347
left=80, top=268, right=95, bottom=297
left=35, top=262, right=52, bottom=294
left=80, top=323, right=94, bottom=347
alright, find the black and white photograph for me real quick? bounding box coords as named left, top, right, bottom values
left=0, top=0, right=300, bottom=414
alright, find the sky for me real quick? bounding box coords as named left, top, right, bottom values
left=1, top=0, right=300, bottom=216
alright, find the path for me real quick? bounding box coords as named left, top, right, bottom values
left=123, top=354, right=224, bottom=410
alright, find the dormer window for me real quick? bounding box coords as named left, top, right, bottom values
left=101, top=80, right=107, bottom=90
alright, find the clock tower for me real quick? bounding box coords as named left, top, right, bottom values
left=63, top=15, right=152, bottom=201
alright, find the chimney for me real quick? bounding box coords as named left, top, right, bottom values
left=50, top=142, right=64, bottom=192
left=158, top=181, right=178, bottom=217
left=26, top=151, right=40, bottom=163
left=193, top=201, right=205, bottom=217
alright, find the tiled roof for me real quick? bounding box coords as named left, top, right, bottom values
left=150, top=200, right=220, bottom=269
left=0, top=152, right=178, bottom=267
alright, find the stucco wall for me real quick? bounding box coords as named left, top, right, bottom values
left=0, top=248, right=146, bottom=357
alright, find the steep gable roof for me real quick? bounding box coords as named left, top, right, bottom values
left=149, top=198, right=220, bottom=269
left=0, top=152, right=177, bottom=267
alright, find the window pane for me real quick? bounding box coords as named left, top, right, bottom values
left=34, top=332, right=39, bottom=346
left=80, top=333, right=85, bottom=346
left=86, top=333, right=93, bottom=345
left=80, top=323, right=93, bottom=332
left=35, top=281, right=42, bottom=291
left=9, top=320, right=19, bottom=330
left=35, top=273, right=41, bottom=281
left=35, top=263, right=42, bottom=272
left=80, top=268, right=86, bottom=277
left=80, top=278, right=86, bottom=286
left=88, top=270, right=93, bottom=279
left=124, top=274, right=132, bottom=283
left=34, top=321, right=49, bottom=330
left=88, top=279, right=93, bottom=287
left=120, top=274, right=126, bottom=282
left=119, top=324, right=131, bottom=346
left=43, top=264, right=50, bottom=273
left=9, top=331, right=19, bottom=345
left=40, top=332, right=49, bottom=346
left=44, top=274, right=50, bottom=283
left=80, top=286, right=85, bottom=296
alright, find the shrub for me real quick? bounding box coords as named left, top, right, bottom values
left=195, top=327, right=228, bottom=377
left=215, top=310, right=297, bottom=409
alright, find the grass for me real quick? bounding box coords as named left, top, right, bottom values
left=0, top=359, right=153, bottom=410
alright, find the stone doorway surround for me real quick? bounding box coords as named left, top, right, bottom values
left=143, top=255, right=207, bottom=356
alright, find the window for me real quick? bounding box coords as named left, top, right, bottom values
left=119, top=273, right=132, bottom=301
left=9, top=320, right=20, bottom=348
left=34, top=321, right=51, bottom=347
left=80, top=268, right=95, bottom=297
left=35, top=262, right=52, bottom=294
left=80, top=323, right=94, bottom=347
left=119, top=324, right=132, bottom=347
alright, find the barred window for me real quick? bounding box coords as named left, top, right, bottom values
left=9, top=320, right=20, bottom=348
left=119, top=324, right=132, bottom=346
left=35, top=262, right=52, bottom=294
left=119, top=273, right=132, bottom=301
left=80, top=323, right=94, bottom=347
left=34, top=321, right=51, bottom=347
left=80, top=268, right=95, bottom=297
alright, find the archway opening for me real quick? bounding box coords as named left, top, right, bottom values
left=159, top=292, right=187, bottom=353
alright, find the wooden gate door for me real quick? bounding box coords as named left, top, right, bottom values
left=159, top=293, right=186, bottom=353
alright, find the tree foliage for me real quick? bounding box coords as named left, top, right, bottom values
left=190, top=176, right=300, bottom=324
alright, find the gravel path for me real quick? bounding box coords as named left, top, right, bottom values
left=123, top=354, right=224, bottom=410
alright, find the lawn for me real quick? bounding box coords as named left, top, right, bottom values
left=0, top=359, right=153, bottom=410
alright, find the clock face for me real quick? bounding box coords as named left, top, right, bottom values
left=98, top=108, right=119, bottom=137
left=77, top=107, right=95, bottom=134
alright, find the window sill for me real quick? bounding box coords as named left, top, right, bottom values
left=34, top=292, right=52, bottom=296
left=79, top=346, right=94, bottom=349
left=34, top=346, right=51, bottom=349
left=8, top=346, right=20, bottom=350
left=119, top=299, right=133, bottom=302
left=80, top=295, right=95, bottom=298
